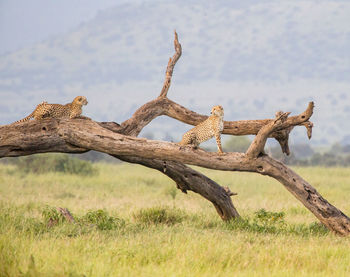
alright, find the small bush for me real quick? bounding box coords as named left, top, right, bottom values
left=42, top=206, right=67, bottom=225
left=80, top=209, right=125, bottom=230
left=253, top=209, right=286, bottom=229
left=15, top=154, right=98, bottom=176
left=42, top=206, right=125, bottom=233
left=133, top=207, right=186, bottom=226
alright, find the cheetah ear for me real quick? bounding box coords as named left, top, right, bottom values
left=78, top=97, right=82, bottom=101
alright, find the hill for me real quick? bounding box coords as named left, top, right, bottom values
left=1, top=0, right=349, bottom=145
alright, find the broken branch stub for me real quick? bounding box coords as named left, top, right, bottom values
left=159, top=30, right=182, bottom=98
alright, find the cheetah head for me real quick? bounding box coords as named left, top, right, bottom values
left=73, top=96, right=88, bottom=106
left=211, top=105, right=224, bottom=117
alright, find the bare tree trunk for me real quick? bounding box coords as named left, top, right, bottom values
left=1, top=31, right=349, bottom=235
left=118, top=156, right=240, bottom=220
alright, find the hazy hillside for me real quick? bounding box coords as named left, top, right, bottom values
left=1, top=0, right=349, bottom=145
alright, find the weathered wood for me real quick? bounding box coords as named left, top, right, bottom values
left=1, top=32, right=240, bottom=221
left=114, top=97, right=313, bottom=153
left=0, top=120, right=86, bottom=157
left=246, top=111, right=291, bottom=159
left=1, top=115, right=350, bottom=234
left=1, top=32, right=349, bottom=235
left=118, top=156, right=240, bottom=220
left=260, top=156, right=350, bottom=236
left=243, top=108, right=350, bottom=235
left=57, top=207, right=75, bottom=223
left=159, top=30, right=182, bottom=98
left=0, top=118, right=241, bottom=220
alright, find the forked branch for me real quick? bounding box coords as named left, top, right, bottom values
left=1, top=32, right=349, bottom=235
left=246, top=110, right=297, bottom=159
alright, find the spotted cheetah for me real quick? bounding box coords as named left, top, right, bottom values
left=14, top=96, right=88, bottom=123
left=179, top=105, right=224, bottom=154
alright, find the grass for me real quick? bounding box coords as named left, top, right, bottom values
left=1, top=162, right=350, bottom=276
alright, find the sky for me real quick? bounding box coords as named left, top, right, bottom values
left=0, top=0, right=134, bottom=55
left=0, top=0, right=349, bottom=146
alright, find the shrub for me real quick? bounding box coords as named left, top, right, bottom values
left=15, top=153, right=97, bottom=176
left=80, top=209, right=125, bottom=230
left=253, top=209, right=286, bottom=229
left=42, top=206, right=124, bottom=232
left=42, top=206, right=67, bottom=225
left=133, top=206, right=186, bottom=225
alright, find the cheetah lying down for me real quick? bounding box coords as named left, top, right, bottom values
left=14, top=96, right=88, bottom=123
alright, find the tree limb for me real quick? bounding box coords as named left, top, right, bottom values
left=118, top=155, right=239, bottom=220
left=246, top=111, right=291, bottom=159
left=1, top=116, right=349, bottom=235
left=159, top=30, right=182, bottom=98
left=1, top=32, right=349, bottom=235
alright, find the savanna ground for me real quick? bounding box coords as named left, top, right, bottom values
left=1, top=160, right=350, bottom=276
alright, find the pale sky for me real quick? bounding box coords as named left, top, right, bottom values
left=1, top=0, right=349, bottom=145
left=0, top=0, right=137, bottom=55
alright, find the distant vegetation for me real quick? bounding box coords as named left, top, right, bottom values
left=8, top=153, right=98, bottom=176
left=223, top=136, right=350, bottom=167
left=223, top=136, right=251, bottom=153
left=269, top=142, right=350, bottom=167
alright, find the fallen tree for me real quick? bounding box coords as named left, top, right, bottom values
left=1, top=32, right=349, bottom=235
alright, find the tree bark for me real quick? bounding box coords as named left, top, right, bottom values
left=1, top=31, right=349, bottom=235
left=118, top=156, right=240, bottom=220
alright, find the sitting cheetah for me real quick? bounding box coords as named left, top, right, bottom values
left=14, top=96, right=88, bottom=123
left=179, top=105, right=224, bottom=154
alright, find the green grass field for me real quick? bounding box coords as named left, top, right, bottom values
left=1, top=162, right=350, bottom=276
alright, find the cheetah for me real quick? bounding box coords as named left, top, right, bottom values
left=14, top=96, right=88, bottom=123
left=179, top=105, right=224, bottom=154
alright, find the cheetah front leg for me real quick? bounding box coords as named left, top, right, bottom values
left=70, top=115, right=91, bottom=120
left=69, top=112, right=80, bottom=119
left=69, top=111, right=90, bottom=120
left=215, top=133, right=224, bottom=154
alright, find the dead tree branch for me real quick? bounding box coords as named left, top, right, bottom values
left=246, top=111, right=292, bottom=159
left=159, top=30, right=182, bottom=98
left=1, top=32, right=349, bottom=235
left=119, top=156, right=240, bottom=220
left=2, top=115, right=350, bottom=234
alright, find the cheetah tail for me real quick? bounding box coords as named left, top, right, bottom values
left=14, top=111, right=35, bottom=123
